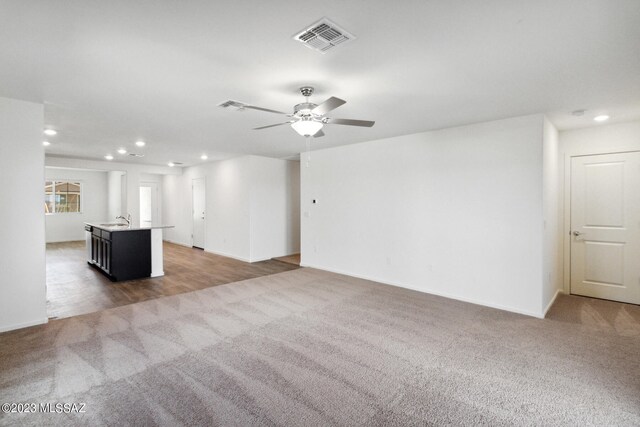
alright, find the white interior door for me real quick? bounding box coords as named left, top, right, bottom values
left=139, top=182, right=159, bottom=227
left=570, top=152, right=640, bottom=304
left=192, top=178, right=206, bottom=249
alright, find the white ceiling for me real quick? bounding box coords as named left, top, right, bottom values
left=1, top=0, right=639, bottom=166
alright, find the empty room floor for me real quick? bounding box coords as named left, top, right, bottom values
left=46, top=241, right=299, bottom=320
left=1, top=268, right=638, bottom=425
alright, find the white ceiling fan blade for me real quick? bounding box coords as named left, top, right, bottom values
left=243, top=105, right=289, bottom=115
left=253, top=121, right=293, bottom=130
left=219, top=100, right=287, bottom=115
left=326, top=118, right=375, bottom=127
left=311, top=97, right=346, bottom=116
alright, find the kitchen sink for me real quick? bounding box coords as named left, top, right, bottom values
left=100, top=223, right=129, bottom=227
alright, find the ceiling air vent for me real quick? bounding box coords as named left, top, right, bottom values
left=128, top=153, right=144, bottom=157
left=293, top=18, right=355, bottom=54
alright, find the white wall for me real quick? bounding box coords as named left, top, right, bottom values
left=559, top=119, right=640, bottom=294
left=560, top=120, right=640, bottom=155
left=208, top=158, right=253, bottom=259
left=301, top=115, right=547, bottom=317
left=250, top=157, right=300, bottom=261
left=140, top=173, right=163, bottom=225
left=163, top=155, right=300, bottom=262
left=46, top=157, right=178, bottom=227
left=288, top=161, right=301, bottom=255
left=107, top=170, right=126, bottom=219
left=542, top=118, right=562, bottom=313
left=161, top=172, right=185, bottom=244
left=0, top=97, right=47, bottom=332
left=163, top=157, right=251, bottom=259
left=45, top=168, right=108, bottom=242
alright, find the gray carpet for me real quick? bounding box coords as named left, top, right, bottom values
left=1, top=268, right=639, bottom=426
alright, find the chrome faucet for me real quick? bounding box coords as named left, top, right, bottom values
left=116, top=214, right=131, bottom=226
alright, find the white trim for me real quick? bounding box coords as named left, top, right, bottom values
left=204, top=248, right=251, bottom=263
left=163, top=239, right=192, bottom=248
left=191, top=177, right=206, bottom=249
left=150, top=228, right=165, bottom=277
left=248, top=256, right=273, bottom=263
left=140, top=181, right=162, bottom=226
left=562, top=149, right=640, bottom=296
left=300, top=263, right=545, bottom=318
left=0, top=317, right=48, bottom=334
left=45, top=179, right=84, bottom=214
left=165, top=240, right=262, bottom=263
left=562, top=153, right=572, bottom=295
left=543, top=289, right=562, bottom=318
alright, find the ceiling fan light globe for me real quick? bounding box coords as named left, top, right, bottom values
left=291, top=120, right=323, bottom=136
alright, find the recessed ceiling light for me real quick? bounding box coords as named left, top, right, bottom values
left=44, top=129, right=57, bottom=136
left=594, top=115, right=610, bottom=122
left=168, top=162, right=175, bottom=167
left=201, top=154, right=208, bottom=160
left=135, top=140, right=146, bottom=147
left=117, top=148, right=127, bottom=154
left=105, top=155, right=114, bottom=160
left=42, top=141, right=51, bottom=146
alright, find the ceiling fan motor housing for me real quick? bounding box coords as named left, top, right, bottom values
left=299, top=86, right=314, bottom=97
left=293, top=102, right=319, bottom=118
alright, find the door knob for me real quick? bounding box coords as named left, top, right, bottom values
left=572, top=231, right=583, bottom=237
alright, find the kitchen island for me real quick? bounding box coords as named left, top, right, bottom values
left=84, top=222, right=174, bottom=282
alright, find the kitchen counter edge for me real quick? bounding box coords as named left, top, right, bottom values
left=85, top=222, right=175, bottom=232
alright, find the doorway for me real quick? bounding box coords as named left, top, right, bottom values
left=570, top=151, right=640, bottom=304
left=139, top=182, right=159, bottom=227
left=192, top=177, right=206, bottom=249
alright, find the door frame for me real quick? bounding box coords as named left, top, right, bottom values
left=562, top=149, right=640, bottom=295
left=192, top=177, right=206, bottom=249
left=139, top=181, right=160, bottom=227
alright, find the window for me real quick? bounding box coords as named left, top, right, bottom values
left=45, top=181, right=82, bottom=213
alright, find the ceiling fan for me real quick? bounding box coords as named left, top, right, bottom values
left=220, top=87, right=375, bottom=137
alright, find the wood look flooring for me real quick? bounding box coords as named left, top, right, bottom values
left=272, top=253, right=301, bottom=266
left=46, top=241, right=299, bottom=320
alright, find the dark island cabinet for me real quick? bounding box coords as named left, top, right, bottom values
left=89, top=227, right=151, bottom=281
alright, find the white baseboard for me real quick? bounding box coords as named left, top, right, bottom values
left=163, top=239, right=192, bottom=248
left=300, top=263, right=546, bottom=319
left=251, top=252, right=300, bottom=263
left=0, top=317, right=48, bottom=334
left=164, top=240, right=292, bottom=264
left=543, top=288, right=563, bottom=318
left=164, top=241, right=269, bottom=264
left=204, top=249, right=252, bottom=263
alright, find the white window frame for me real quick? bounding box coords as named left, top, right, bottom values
left=45, top=180, right=83, bottom=215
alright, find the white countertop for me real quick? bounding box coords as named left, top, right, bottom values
left=85, top=222, right=175, bottom=232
